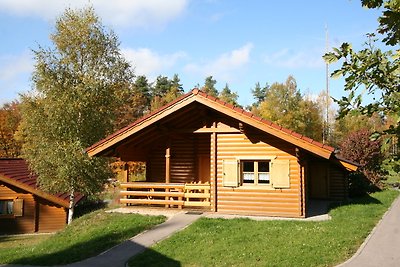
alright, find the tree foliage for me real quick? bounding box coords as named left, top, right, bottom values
left=201, top=76, right=218, bottom=97
left=219, top=83, right=240, bottom=107
left=150, top=74, right=184, bottom=111
left=324, top=0, right=400, bottom=177
left=0, top=101, right=21, bottom=158
left=252, top=76, right=323, bottom=141
left=19, top=7, right=134, bottom=222
left=339, top=129, right=385, bottom=187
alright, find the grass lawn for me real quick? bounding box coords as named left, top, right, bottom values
left=0, top=210, right=165, bottom=266
left=129, top=190, right=399, bottom=267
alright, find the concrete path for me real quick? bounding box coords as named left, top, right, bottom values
left=1, top=211, right=202, bottom=267
left=338, top=195, right=400, bottom=267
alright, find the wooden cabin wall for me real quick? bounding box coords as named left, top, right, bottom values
left=0, top=183, right=35, bottom=234
left=170, top=137, right=195, bottom=183
left=215, top=133, right=303, bottom=217
left=147, top=145, right=165, bottom=182
left=0, top=183, right=67, bottom=234
left=37, top=198, right=67, bottom=232
left=147, top=134, right=211, bottom=183
left=329, top=165, right=348, bottom=200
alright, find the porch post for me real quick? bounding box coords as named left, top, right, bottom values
left=123, top=162, right=129, bottom=183
left=212, top=122, right=218, bottom=212
left=165, top=142, right=171, bottom=184
left=165, top=140, right=171, bottom=207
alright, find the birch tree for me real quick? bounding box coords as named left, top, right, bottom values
left=19, top=7, right=134, bottom=223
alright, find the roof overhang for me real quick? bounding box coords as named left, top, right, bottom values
left=87, top=89, right=336, bottom=160
left=0, top=174, right=72, bottom=208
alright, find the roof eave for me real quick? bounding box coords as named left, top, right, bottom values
left=0, top=175, right=71, bottom=208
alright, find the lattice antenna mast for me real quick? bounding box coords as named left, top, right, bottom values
left=324, top=24, right=330, bottom=144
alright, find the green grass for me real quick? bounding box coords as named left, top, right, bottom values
left=0, top=210, right=165, bottom=265
left=129, top=190, right=399, bottom=267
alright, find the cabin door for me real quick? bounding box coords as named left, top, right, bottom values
left=197, top=154, right=210, bottom=183
left=309, top=162, right=329, bottom=199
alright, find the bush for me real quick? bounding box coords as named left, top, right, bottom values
left=339, top=129, right=385, bottom=188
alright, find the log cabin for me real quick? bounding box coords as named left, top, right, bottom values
left=86, top=89, right=358, bottom=218
left=0, top=158, right=83, bottom=234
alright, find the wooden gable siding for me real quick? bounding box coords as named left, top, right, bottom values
left=0, top=183, right=35, bottom=234
left=37, top=198, right=67, bottom=232
left=214, top=133, right=303, bottom=217
left=147, top=135, right=211, bottom=183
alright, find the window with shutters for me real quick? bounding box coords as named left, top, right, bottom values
left=0, top=198, right=23, bottom=217
left=241, top=160, right=270, bottom=185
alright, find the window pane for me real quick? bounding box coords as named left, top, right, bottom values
left=7, top=201, right=13, bottom=214
left=0, top=201, right=13, bottom=215
left=258, top=161, right=269, bottom=172
left=258, top=173, right=270, bottom=184
left=243, top=172, right=254, bottom=183
left=242, top=161, right=254, bottom=172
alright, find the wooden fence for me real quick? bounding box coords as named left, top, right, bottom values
left=119, top=182, right=211, bottom=208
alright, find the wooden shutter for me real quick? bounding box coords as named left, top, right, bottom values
left=13, top=199, right=24, bottom=217
left=271, top=160, right=290, bottom=188
left=223, top=160, right=239, bottom=187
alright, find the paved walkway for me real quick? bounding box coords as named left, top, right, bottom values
left=338, top=195, right=400, bottom=267
left=1, top=212, right=202, bottom=267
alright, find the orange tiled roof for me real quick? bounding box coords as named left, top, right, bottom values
left=87, top=89, right=335, bottom=155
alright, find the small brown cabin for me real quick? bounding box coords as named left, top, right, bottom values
left=0, top=159, right=83, bottom=234
left=87, top=89, right=357, bottom=218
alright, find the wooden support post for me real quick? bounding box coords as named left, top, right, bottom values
left=123, top=162, right=129, bottom=183
left=165, top=140, right=171, bottom=207
left=212, top=122, right=218, bottom=212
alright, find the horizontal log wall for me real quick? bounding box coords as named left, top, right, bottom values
left=147, top=135, right=210, bottom=183
left=215, top=133, right=303, bottom=217
left=329, top=165, right=347, bottom=199
left=37, top=198, right=67, bottom=233
left=0, top=183, right=35, bottom=234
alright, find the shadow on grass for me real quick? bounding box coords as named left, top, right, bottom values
left=9, top=225, right=179, bottom=266
left=129, top=247, right=182, bottom=267
left=328, top=193, right=383, bottom=212
left=307, top=193, right=383, bottom=218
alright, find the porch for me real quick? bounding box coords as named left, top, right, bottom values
left=119, top=182, right=211, bottom=209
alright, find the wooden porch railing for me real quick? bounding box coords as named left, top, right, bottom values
left=119, top=182, right=211, bottom=209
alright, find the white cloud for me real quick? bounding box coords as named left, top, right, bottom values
left=0, top=51, right=33, bottom=82
left=184, top=43, right=253, bottom=81
left=121, top=48, right=186, bottom=78
left=0, top=0, right=188, bottom=28
left=264, top=48, right=325, bottom=69
left=0, top=51, right=33, bottom=102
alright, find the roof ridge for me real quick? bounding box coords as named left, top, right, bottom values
left=86, top=88, right=335, bottom=154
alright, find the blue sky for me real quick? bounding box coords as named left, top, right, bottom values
left=0, top=0, right=381, bottom=107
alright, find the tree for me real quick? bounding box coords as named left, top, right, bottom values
left=150, top=74, right=184, bottom=111
left=331, top=111, right=384, bottom=146
left=0, top=101, right=21, bottom=158
left=339, top=129, right=385, bottom=189
left=323, top=0, right=400, bottom=176
left=19, top=7, right=134, bottom=223
left=253, top=76, right=324, bottom=141
left=219, top=83, right=240, bottom=107
left=251, top=82, right=269, bottom=105
left=201, top=76, right=218, bottom=97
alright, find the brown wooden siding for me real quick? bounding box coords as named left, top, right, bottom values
left=329, top=165, right=347, bottom=199
left=215, top=133, right=303, bottom=217
left=147, top=135, right=211, bottom=184
left=0, top=183, right=35, bottom=234
left=170, top=138, right=195, bottom=183
left=0, top=182, right=67, bottom=234
left=37, top=198, right=67, bottom=232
